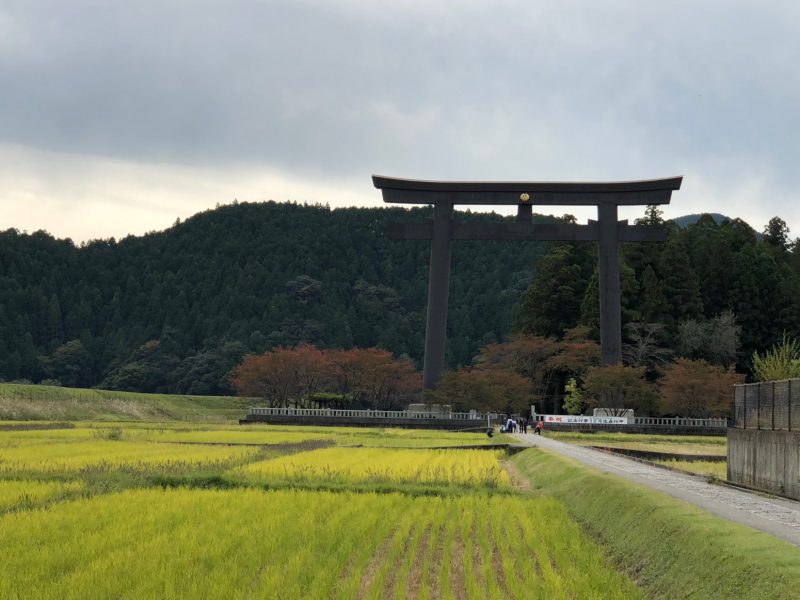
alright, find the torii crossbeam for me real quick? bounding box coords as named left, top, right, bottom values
left=373, top=175, right=682, bottom=390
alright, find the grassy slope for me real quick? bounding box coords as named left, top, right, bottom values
left=0, top=383, right=253, bottom=422
left=513, top=448, right=800, bottom=600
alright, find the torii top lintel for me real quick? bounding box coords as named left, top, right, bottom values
left=372, top=175, right=682, bottom=206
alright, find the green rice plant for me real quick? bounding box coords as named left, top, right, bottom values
left=0, top=427, right=100, bottom=448
left=546, top=431, right=726, bottom=446
left=236, top=446, right=510, bottom=488
left=0, top=480, right=84, bottom=512
left=0, top=488, right=641, bottom=599
left=0, top=440, right=261, bottom=475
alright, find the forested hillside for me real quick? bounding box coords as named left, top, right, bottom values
left=3, top=201, right=796, bottom=399
left=0, top=201, right=550, bottom=393
left=517, top=210, right=800, bottom=367
left=427, top=210, right=800, bottom=417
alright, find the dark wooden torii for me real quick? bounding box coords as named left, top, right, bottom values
left=372, top=175, right=682, bottom=390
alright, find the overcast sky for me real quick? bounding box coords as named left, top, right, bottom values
left=1, top=0, right=799, bottom=242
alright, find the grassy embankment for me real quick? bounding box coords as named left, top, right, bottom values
left=0, top=383, right=254, bottom=422
left=513, top=448, right=800, bottom=600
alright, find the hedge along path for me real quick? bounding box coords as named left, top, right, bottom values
left=0, top=488, right=641, bottom=600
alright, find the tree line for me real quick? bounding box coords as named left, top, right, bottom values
left=3, top=200, right=799, bottom=416
left=477, top=207, right=800, bottom=417
left=0, top=201, right=547, bottom=392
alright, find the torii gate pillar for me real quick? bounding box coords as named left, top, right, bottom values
left=373, top=175, right=682, bottom=389
left=598, top=203, right=622, bottom=366
left=423, top=202, right=454, bottom=389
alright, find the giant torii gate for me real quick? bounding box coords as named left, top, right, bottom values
left=372, top=175, right=682, bottom=390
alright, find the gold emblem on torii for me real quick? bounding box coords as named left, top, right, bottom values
left=519, top=193, right=530, bottom=202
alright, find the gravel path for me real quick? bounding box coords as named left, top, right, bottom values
left=512, top=432, right=800, bottom=547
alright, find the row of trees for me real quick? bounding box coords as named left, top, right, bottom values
left=230, top=345, right=420, bottom=410
left=230, top=332, right=743, bottom=419
left=429, top=329, right=743, bottom=419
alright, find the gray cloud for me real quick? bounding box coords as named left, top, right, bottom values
left=1, top=0, right=799, bottom=238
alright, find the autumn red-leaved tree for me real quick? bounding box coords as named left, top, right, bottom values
left=582, top=365, right=659, bottom=416
left=231, top=347, right=302, bottom=407
left=326, top=347, right=420, bottom=409
left=432, top=367, right=531, bottom=414
left=474, top=330, right=599, bottom=413
left=659, top=358, right=743, bottom=418
left=231, top=345, right=420, bottom=409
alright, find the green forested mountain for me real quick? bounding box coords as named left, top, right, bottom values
left=517, top=212, right=800, bottom=369
left=0, top=201, right=550, bottom=393
left=3, top=203, right=795, bottom=396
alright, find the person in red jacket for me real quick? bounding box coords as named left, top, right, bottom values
left=534, top=420, right=544, bottom=435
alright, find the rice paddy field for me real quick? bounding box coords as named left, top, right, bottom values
left=0, top=420, right=647, bottom=599
left=545, top=431, right=727, bottom=456
left=2, top=420, right=798, bottom=599
left=0, top=488, right=644, bottom=600
left=236, top=446, right=510, bottom=487
left=545, top=431, right=730, bottom=481
left=653, top=458, right=728, bottom=480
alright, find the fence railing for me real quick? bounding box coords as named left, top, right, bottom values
left=633, top=416, right=728, bottom=428
left=532, top=415, right=727, bottom=427
left=733, top=379, right=800, bottom=430
left=250, top=407, right=727, bottom=427
left=247, top=407, right=486, bottom=420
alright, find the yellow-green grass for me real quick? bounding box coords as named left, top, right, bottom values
left=0, top=487, right=641, bottom=600
left=546, top=431, right=726, bottom=455
left=654, top=458, right=728, bottom=479
left=134, top=426, right=506, bottom=448
left=74, top=421, right=509, bottom=447
left=0, top=480, right=84, bottom=512
left=0, top=440, right=261, bottom=474
left=0, top=383, right=253, bottom=422
left=513, top=448, right=800, bottom=599
left=0, top=427, right=101, bottom=447
left=0, top=420, right=75, bottom=428
left=237, top=446, right=510, bottom=488
left=589, top=441, right=726, bottom=456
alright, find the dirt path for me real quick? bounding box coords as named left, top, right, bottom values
left=512, top=432, right=800, bottom=547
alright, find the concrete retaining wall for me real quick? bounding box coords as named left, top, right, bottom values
left=728, top=429, right=800, bottom=500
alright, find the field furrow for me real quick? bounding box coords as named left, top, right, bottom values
left=0, top=488, right=642, bottom=599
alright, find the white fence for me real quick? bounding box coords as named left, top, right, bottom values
left=533, top=414, right=727, bottom=428
left=248, top=407, right=727, bottom=428
left=634, top=416, right=727, bottom=428
left=247, top=407, right=485, bottom=420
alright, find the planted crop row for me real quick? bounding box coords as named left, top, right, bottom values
left=0, top=488, right=640, bottom=599
left=238, top=447, right=510, bottom=487
left=0, top=424, right=503, bottom=449
left=133, top=425, right=501, bottom=448
left=0, top=440, right=261, bottom=474
left=0, top=480, right=83, bottom=512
